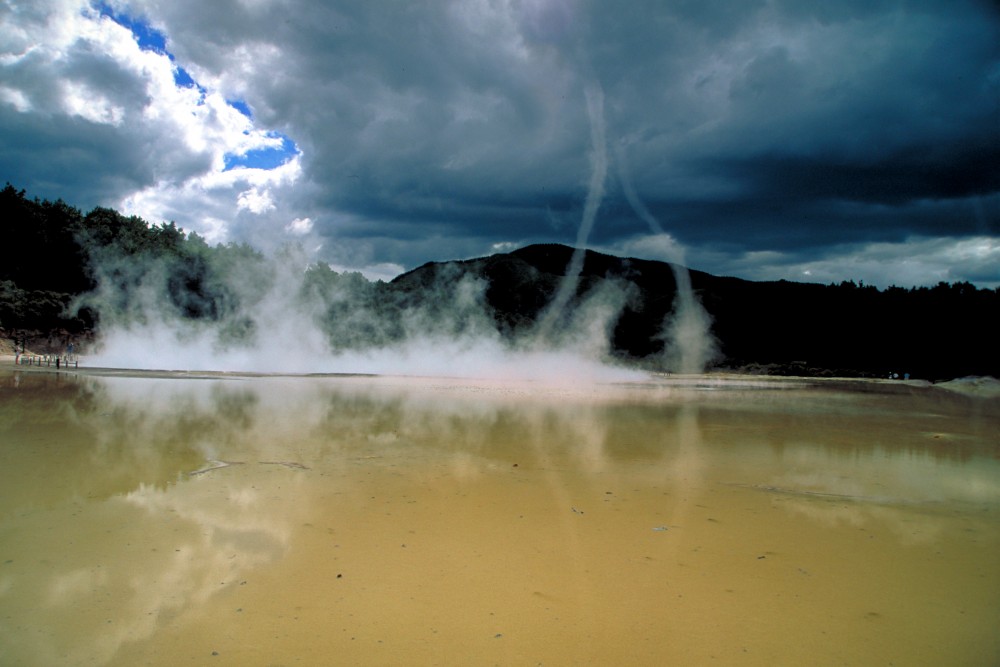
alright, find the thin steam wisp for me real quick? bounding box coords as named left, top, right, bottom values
left=616, top=143, right=718, bottom=373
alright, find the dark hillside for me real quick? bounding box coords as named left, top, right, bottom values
left=393, top=244, right=999, bottom=380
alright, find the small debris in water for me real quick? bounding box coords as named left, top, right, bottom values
left=189, top=460, right=245, bottom=476
left=259, top=461, right=310, bottom=470
left=571, top=506, right=584, bottom=514
left=652, top=526, right=669, bottom=532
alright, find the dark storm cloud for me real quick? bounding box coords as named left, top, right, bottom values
left=0, top=108, right=151, bottom=202
left=1, top=0, right=998, bottom=286
left=288, top=1, right=996, bottom=259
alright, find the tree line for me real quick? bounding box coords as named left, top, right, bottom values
left=1, top=184, right=258, bottom=341
left=0, top=184, right=423, bottom=355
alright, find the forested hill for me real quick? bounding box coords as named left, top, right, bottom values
left=2, top=184, right=998, bottom=380
left=396, top=245, right=999, bottom=379
left=1, top=184, right=263, bottom=343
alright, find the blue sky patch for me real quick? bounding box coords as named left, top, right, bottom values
left=229, top=100, right=253, bottom=119
left=95, top=2, right=168, bottom=55
left=224, top=134, right=299, bottom=171
left=173, top=66, right=202, bottom=91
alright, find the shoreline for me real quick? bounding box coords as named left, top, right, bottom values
left=4, top=354, right=997, bottom=398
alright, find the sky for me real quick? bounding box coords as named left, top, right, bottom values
left=1, top=0, right=998, bottom=288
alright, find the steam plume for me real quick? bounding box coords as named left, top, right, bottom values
left=76, top=81, right=705, bottom=382
left=81, top=241, right=644, bottom=383
left=615, top=143, right=719, bottom=373
left=534, top=82, right=608, bottom=343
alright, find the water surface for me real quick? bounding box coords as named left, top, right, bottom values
left=1, top=368, right=998, bottom=665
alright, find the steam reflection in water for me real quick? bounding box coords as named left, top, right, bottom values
left=0, top=369, right=998, bottom=666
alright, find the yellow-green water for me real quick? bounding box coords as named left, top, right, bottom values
left=1, top=368, right=998, bottom=665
